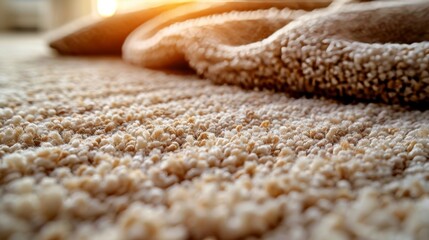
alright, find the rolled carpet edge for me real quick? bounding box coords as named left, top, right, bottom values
left=47, top=2, right=188, bottom=55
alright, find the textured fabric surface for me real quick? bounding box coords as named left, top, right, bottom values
left=2, top=35, right=429, bottom=240
left=123, top=0, right=429, bottom=104
left=49, top=0, right=429, bottom=104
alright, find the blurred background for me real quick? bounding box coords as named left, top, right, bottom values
left=0, top=0, right=189, bottom=32
left=1, top=0, right=91, bottom=31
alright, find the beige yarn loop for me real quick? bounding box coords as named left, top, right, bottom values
left=123, top=1, right=429, bottom=104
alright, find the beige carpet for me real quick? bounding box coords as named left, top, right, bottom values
left=49, top=0, right=429, bottom=105
left=1, top=34, right=429, bottom=240
left=123, top=0, right=429, bottom=105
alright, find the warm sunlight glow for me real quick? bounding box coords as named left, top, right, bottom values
left=97, top=0, right=118, bottom=17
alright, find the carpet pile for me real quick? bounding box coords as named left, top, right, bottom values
left=49, top=0, right=429, bottom=104
left=0, top=34, right=429, bottom=239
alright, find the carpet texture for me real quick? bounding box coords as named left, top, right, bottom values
left=49, top=0, right=429, bottom=104
left=1, top=34, right=429, bottom=240
left=124, top=1, right=429, bottom=104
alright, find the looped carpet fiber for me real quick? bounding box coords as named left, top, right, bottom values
left=123, top=0, right=429, bottom=104
left=1, top=0, right=428, bottom=239
left=49, top=0, right=429, bottom=104
left=2, top=35, right=429, bottom=240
